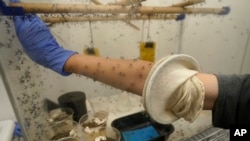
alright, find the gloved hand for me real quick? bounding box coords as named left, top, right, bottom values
left=12, top=0, right=77, bottom=75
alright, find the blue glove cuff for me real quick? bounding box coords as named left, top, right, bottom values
left=13, top=14, right=77, bottom=76
left=44, top=48, right=77, bottom=76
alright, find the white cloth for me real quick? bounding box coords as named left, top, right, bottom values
left=168, top=76, right=204, bottom=122
left=143, top=54, right=205, bottom=124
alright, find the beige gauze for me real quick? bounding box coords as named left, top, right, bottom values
left=168, top=76, right=205, bottom=122
left=143, top=54, right=205, bottom=124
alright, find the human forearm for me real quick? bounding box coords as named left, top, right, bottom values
left=196, top=73, right=219, bottom=110
left=64, top=55, right=220, bottom=107
left=12, top=10, right=153, bottom=95
left=64, top=54, right=153, bottom=95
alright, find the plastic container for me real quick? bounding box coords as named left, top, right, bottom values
left=111, top=111, right=174, bottom=141
left=44, top=120, right=83, bottom=141
left=58, top=91, right=87, bottom=122
left=79, top=112, right=121, bottom=141
left=47, top=108, right=74, bottom=125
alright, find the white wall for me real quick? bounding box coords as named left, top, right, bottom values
left=0, top=75, right=16, bottom=121
left=180, top=0, right=250, bottom=74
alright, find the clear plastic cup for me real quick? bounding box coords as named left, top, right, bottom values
left=47, top=108, right=74, bottom=125
left=115, top=91, right=132, bottom=113
left=88, top=96, right=110, bottom=115
left=56, top=137, right=80, bottom=141
left=79, top=112, right=120, bottom=141
left=44, top=120, right=83, bottom=141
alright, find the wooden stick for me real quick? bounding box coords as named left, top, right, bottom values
left=91, top=0, right=102, bottom=5
left=122, top=20, right=140, bottom=30
left=9, top=3, right=225, bottom=15
left=41, top=14, right=178, bottom=23
left=171, top=0, right=205, bottom=7
left=108, top=0, right=145, bottom=6
left=90, top=0, right=140, bottom=30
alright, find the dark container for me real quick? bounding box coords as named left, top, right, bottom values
left=111, top=111, right=174, bottom=141
left=58, top=91, right=87, bottom=122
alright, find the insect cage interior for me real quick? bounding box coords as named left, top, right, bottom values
left=0, top=0, right=250, bottom=140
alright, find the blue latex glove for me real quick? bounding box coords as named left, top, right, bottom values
left=14, top=122, right=22, bottom=137
left=12, top=2, right=77, bottom=75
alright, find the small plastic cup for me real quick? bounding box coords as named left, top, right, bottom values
left=105, top=127, right=121, bottom=141
left=44, top=120, right=83, bottom=141
left=47, top=108, right=74, bottom=125
left=115, top=91, right=132, bottom=113
left=56, top=137, right=80, bottom=141
left=79, top=112, right=120, bottom=141
left=88, top=96, right=110, bottom=115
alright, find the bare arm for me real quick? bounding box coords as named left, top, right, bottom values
left=64, top=54, right=153, bottom=95
left=196, top=73, right=219, bottom=110
left=64, top=54, right=219, bottom=110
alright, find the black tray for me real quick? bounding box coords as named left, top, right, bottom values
left=111, top=111, right=174, bottom=141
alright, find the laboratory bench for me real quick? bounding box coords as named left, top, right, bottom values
left=87, top=94, right=230, bottom=141
left=10, top=94, right=229, bottom=141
